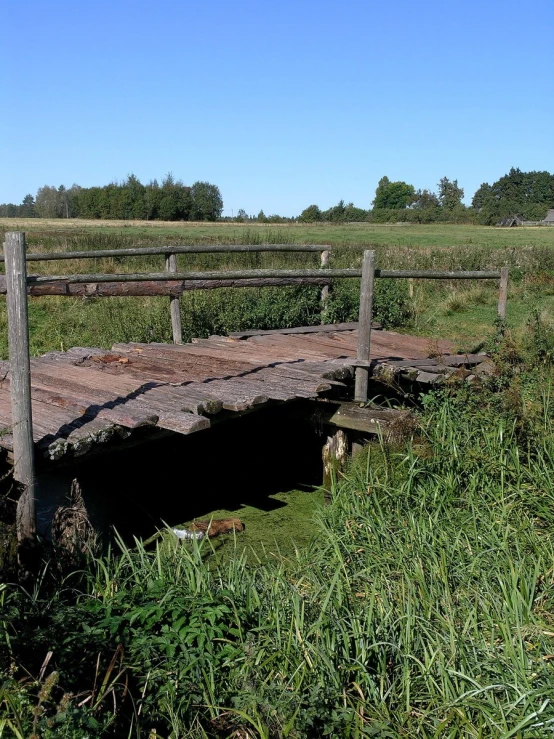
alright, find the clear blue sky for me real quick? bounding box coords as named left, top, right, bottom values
left=3, top=0, right=553, bottom=216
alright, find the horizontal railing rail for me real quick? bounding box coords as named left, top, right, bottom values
left=22, top=268, right=503, bottom=283
left=1, top=241, right=333, bottom=343
left=0, top=243, right=331, bottom=262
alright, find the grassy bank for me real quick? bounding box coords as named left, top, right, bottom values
left=1, top=335, right=554, bottom=737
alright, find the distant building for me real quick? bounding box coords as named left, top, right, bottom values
left=498, top=215, right=525, bottom=227
left=511, top=209, right=554, bottom=227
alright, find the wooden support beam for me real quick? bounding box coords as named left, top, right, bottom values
left=320, top=249, right=330, bottom=323
left=315, top=400, right=411, bottom=435
left=498, top=266, right=509, bottom=320
left=1, top=243, right=331, bottom=262
left=28, top=267, right=499, bottom=286
left=4, top=232, right=36, bottom=550
left=354, top=250, right=376, bottom=402
left=229, top=322, right=363, bottom=339
left=166, top=252, right=183, bottom=344
left=377, top=269, right=501, bottom=280
left=0, top=275, right=333, bottom=297
left=26, top=268, right=361, bottom=284
left=322, top=429, right=348, bottom=502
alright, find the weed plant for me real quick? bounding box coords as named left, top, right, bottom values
left=1, top=331, right=554, bottom=737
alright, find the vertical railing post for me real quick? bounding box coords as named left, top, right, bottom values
left=4, top=232, right=36, bottom=548
left=497, top=266, right=509, bottom=320
left=320, top=249, right=330, bottom=323
left=165, top=251, right=183, bottom=344
left=354, top=250, right=376, bottom=402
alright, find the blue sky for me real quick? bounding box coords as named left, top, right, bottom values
left=3, top=0, right=553, bottom=216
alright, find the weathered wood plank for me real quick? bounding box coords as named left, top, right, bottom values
left=153, top=411, right=210, bottom=435
left=355, top=250, right=376, bottom=402
left=109, top=345, right=263, bottom=377
left=385, top=353, right=488, bottom=368
left=2, top=244, right=331, bottom=262
left=24, top=268, right=502, bottom=286
left=27, top=360, right=222, bottom=420
left=4, top=232, right=36, bottom=546
left=498, top=267, right=509, bottom=319
left=193, top=380, right=269, bottom=411
left=166, top=252, right=183, bottom=344
left=25, top=269, right=359, bottom=286
left=65, top=418, right=117, bottom=457
left=0, top=276, right=335, bottom=297
left=315, top=401, right=412, bottom=434
left=228, top=322, right=379, bottom=339
left=322, top=429, right=348, bottom=497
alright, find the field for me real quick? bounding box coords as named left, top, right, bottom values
left=0, top=219, right=553, bottom=355
left=3, top=217, right=554, bottom=248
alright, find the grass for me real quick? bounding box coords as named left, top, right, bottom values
left=2, top=217, right=554, bottom=250
left=1, top=220, right=554, bottom=735
left=0, top=219, right=552, bottom=356
left=2, top=338, right=554, bottom=737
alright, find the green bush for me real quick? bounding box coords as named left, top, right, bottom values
left=324, top=278, right=412, bottom=328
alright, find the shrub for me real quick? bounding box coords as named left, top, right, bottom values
left=324, top=278, right=412, bottom=328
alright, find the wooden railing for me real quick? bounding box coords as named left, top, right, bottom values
left=1, top=232, right=509, bottom=553
left=0, top=241, right=333, bottom=344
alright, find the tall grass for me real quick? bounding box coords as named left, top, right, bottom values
left=0, top=226, right=551, bottom=357
left=2, top=348, right=554, bottom=737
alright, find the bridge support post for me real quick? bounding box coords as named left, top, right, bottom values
left=166, top=252, right=183, bottom=344
left=320, top=249, right=330, bottom=323
left=497, top=266, right=509, bottom=320
left=4, top=232, right=36, bottom=555
left=354, top=250, right=376, bottom=402
left=322, top=429, right=348, bottom=503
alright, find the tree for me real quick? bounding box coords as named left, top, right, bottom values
left=235, top=209, right=248, bottom=222
left=25, top=174, right=223, bottom=221
left=67, top=184, right=82, bottom=218
left=344, top=203, right=368, bottom=221
left=58, top=185, right=70, bottom=218
left=20, top=194, right=35, bottom=217
left=471, top=168, right=554, bottom=223
left=145, top=179, right=161, bottom=220
left=257, top=209, right=268, bottom=223
left=412, top=189, right=440, bottom=210
left=372, top=177, right=415, bottom=209
left=122, top=174, right=147, bottom=219
left=35, top=186, right=60, bottom=218
left=326, top=200, right=347, bottom=222
left=190, top=182, right=223, bottom=221
left=437, top=178, right=464, bottom=211
left=298, top=204, right=323, bottom=222
left=471, top=182, right=492, bottom=211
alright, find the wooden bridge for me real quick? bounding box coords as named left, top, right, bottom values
left=1, top=233, right=508, bottom=549
left=0, top=323, right=489, bottom=464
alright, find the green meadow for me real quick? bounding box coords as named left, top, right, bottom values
left=1, top=219, right=554, bottom=737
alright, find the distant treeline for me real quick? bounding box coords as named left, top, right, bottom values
left=2, top=168, right=553, bottom=225
left=0, top=175, right=223, bottom=221
left=294, top=169, right=554, bottom=226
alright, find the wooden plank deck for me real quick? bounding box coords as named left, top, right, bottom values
left=0, top=326, right=487, bottom=463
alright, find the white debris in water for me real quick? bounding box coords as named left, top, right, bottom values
left=172, top=528, right=205, bottom=541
